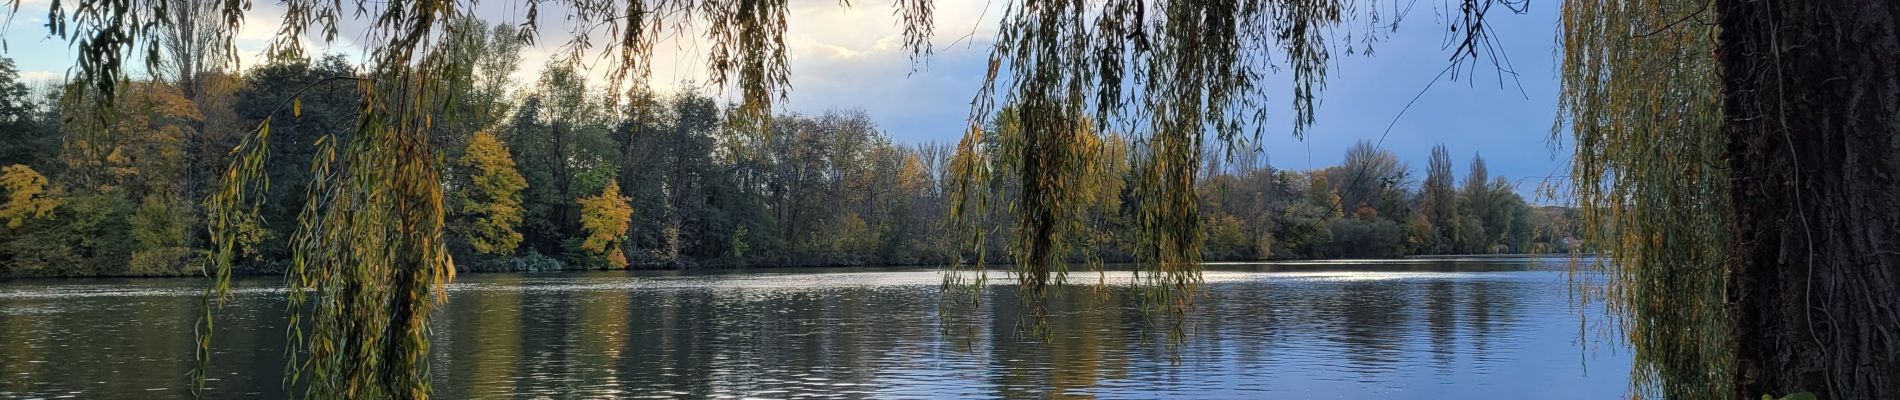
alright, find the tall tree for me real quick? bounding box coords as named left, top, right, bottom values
left=504, top=62, right=619, bottom=262
left=453, top=131, right=527, bottom=255
left=1421, top=144, right=1458, bottom=254
left=1459, top=154, right=1492, bottom=253
left=153, top=0, right=224, bottom=96
left=230, top=55, right=362, bottom=263
left=1562, top=0, right=1900, bottom=397
left=654, top=92, right=720, bottom=262
left=1717, top=0, right=1900, bottom=397
left=0, top=58, right=57, bottom=171
left=434, top=16, right=524, bottom=160
left=1334, top=141, right=1410, bottom=220
left=503, top=95, right=560, bottom=256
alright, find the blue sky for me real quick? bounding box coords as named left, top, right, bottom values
left=1, top=1, right=1569, bottom=196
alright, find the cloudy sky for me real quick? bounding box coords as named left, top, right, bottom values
left=1, top=0, right=1569, bottom=196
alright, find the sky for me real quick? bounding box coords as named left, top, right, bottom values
left=0, top=0, right=1570, bottom=197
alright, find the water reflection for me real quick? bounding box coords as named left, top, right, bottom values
left=0, top=260, right=1629, bottom=399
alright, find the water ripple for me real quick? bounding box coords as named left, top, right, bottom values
left=0, top=259, right=1628, bottom=399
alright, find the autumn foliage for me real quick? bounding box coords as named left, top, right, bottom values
left=0, top=165, right=60, bottom=228
left=454, top=131, right=527, bottom=255
left=576, top=181, right=632, bottom=268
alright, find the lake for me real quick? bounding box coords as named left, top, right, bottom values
left=0, top=258, right=1631, bottom=399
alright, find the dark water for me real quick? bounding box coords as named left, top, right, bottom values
left=0, top=259, right=1631, bottom=399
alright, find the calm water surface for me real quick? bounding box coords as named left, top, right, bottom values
left=0, top=259, right=1631, bottom=399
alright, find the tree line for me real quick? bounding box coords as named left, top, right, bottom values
left=0, top=20, right=1573, bottom=278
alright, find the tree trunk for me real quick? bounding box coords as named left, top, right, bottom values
left=1719, top=0, right=1900, bottom=398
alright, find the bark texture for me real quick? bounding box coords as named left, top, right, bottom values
left=1719, top=0, right=1900, bottom=398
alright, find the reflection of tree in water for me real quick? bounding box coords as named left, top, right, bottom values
left=1207, top=280, right=1283, bottom=369
left=1335, top=279, right=1409, bottom=376
left=0, top=300, right=44, bottom=393
left=1462, top=278, right=1527, bottom=370
left=439, top=276, right=524, bottom=398
left=575, top=285, right=630, bottom=391
left=982, top=284, right=1135, bottom=399
left=937, top=286, right=992, bottom=356
left=1176, top=272, right=1535, bottom=385
left=1424, top=280, right=1459, bottom=375
left=123, top=288, right=247, bottom=396
left=983, top=285, right=1044, bottom=398
left=618, top=288, right=717, bottom=396
left=514, top=285, right=578, bottom=396
left=580, top=285, right=950, bottom=396
left=0, top=283, right=291, bottom=397
left=222, top=291, right=290, bottom=396
left=0, top=268, right=1586, bottom=398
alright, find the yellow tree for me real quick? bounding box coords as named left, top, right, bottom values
left=895, top=152, right=929, bottom=201
left=576, top=181, right=632, bottom=268
left=108, top=83, right=202, bottom=274
left=454, top=131, right=526, bottom=255
left=61, top=82, right=201, bottom=197
left=0, top=165, right=60, bottom=228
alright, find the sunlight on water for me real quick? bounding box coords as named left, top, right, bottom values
left=0, top=258, right=1629, bottom=399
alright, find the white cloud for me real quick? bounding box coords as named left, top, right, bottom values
left=226, top=4, right=367, bottom=70
left=19, top=70, right=56, bottom=81
left=0, top=0, right=1006, bottom=142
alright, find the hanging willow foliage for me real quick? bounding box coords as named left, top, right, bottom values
left=15, top=0, right=1524, bottom=396
left=942, top=0, right=1531, bottom=313
left=1557, top=0, right=1729, bottom=398
left=946, top=107, right=1115, bottom=333
left=202, top=3, right=468, bottom=395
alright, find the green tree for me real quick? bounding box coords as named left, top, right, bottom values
left=128, top=193, right=191, bottom=274
left=230, top=55, right=362, bottom=265
left=50, top=81, right=202, bottom=275
left=433, top=16, right=524, bottom=160
left=0, top=190, right=133, bottom=277
left=1420, top=144, right=1459, bottom=254
left=0, top=58, right=58, bottom=170
left=1458, top=154, right=1492, bottom=252
left=506, top=62, right=619, bottom=261
left=1487, top=177, right=1533, bottom=253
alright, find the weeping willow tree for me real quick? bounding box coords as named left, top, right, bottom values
left=947, top=108, right=1110, bottom=296
left=1557, top=0, right=1731, bottom=398
left=1713, top=0, right=1900, bottom=396
left=1565, top=0, right=1900, bottom=398
left=19, top=0, right=1523, bottom=397
left=941, top=0, right=1514, bottom=312
left=203, top=15, right=466, bottom=399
